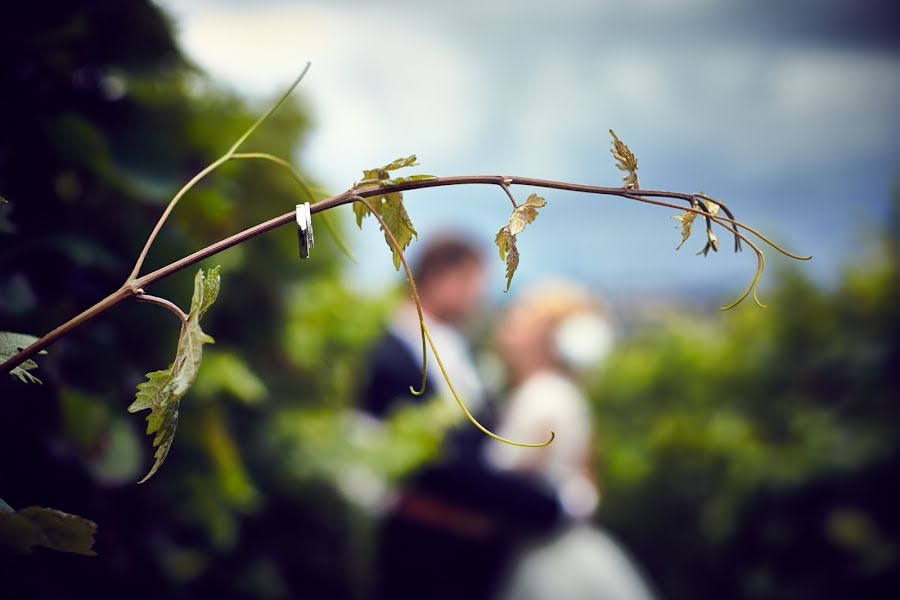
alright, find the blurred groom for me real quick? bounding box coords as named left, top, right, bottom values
left=358, top=233, right=562, bottom=600
left=360, top=233, right=488, bottom=418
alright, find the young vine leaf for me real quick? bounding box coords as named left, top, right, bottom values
left=0, top=498, right=97, bottom=556
left=1, top=331, right=46, bottom=383
left=353, top=155, right=429, bottom=269
left=495, top=193, right=547, bottom=292
left=609, top=129, right=639, bottom=189
left=495, top=230, right=520, bottom=292
left=673, top=200, right=700, bottom=250
left=697, top=199, right=721, bottom=257
left=698, top=193, right=742, bottom=253
left=128, top=266, right=221, bottom=483
left=698, top=232, right=719, bottom=257
left=701, top=198, right=721, bottom=218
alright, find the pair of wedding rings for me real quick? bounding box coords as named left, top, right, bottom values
left=296, top=202, right=314, bottom=259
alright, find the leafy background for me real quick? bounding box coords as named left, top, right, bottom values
left=1, top=1, right=899, bottom=598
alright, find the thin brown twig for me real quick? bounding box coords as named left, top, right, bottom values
left=499, top=182, right=518, bottom=209
left=134, top=291, right=188, bottom=324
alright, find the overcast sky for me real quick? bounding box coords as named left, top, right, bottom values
left=155, top=0, right=900, bottom=300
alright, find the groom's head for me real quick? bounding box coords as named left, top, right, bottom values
left=413, top=234, right=486, bottom=324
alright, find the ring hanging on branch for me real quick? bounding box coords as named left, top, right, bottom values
left=296, top=202, right=314, bottom=259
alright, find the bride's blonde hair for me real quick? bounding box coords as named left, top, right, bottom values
left=515, top=280, right=614, bottom=371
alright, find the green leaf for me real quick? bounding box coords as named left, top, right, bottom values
left=382, top=155, right=419, bottom=171
left=198, top=265, right=221, bottom=318
left=495, top=227, right=520, bottom=292
left=1, top=331, right=47, bottom=384
left=128, top=267, right=221, bottom=483
left=609, top=130, right=639, bottom=189
left=356, top=156, right=421, bottom=188
left=0, top=499, right=97, bottom=556
left=494, top=194, right=547, bottom=291
left=352, top=192, right=417, bottom=267
left=359, top=168, right=385, bottom=185
left=353, top=200, right=371, bottom=227
left=507, top=193, right=546, bottom=235
left=353, top=156, right=423, bottom=269
left=377, top=192, right=418, bottom=269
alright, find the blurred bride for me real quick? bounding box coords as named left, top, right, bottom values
left=485, top=281, right=657, bottom=600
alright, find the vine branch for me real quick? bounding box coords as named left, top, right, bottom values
left=0, top=172, right=809, bottom=377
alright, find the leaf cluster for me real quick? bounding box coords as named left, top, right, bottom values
left=352, top=155, right=433, bottom=269
left=128, top=267, right=221, bottom=483
left=494, top=193, right=548, bottom=291
left=673, top=197, right=722, bottom=256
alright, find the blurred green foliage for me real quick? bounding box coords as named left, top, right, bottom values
left=0, top=1, right=416, bottom=596
left=590, top=197, right=900, bottom=599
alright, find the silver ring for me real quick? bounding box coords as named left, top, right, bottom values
left=296, top=202, right=314, bottom=259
